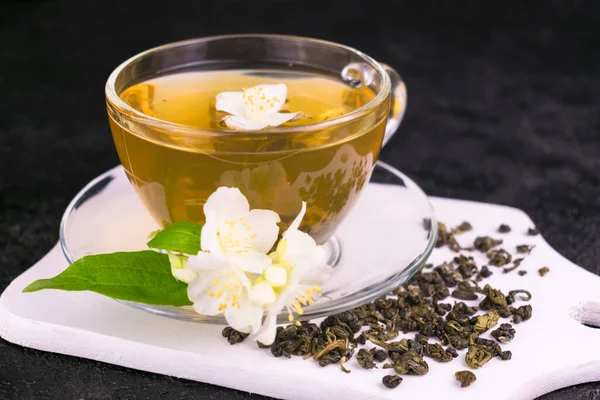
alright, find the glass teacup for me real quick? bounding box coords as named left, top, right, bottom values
left=105, top=34, right=406, bottom=246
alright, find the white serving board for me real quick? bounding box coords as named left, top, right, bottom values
left=2, top=197, right=600, bottom=400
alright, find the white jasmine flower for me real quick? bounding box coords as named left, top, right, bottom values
left=186, top=186, right=280, bottom=333
left=253, top=202, right=332, bottom=345
left=181, top=186, right=330, bottom=343
left=216, top=84, right=302, bottom=130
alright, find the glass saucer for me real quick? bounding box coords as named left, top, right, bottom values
left=60, top=161, right=437, bottom=324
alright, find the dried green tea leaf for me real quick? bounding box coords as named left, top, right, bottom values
left=498, top=224, right=511, bottom=233
left=454, top=255, right=478, bottom=279
left=452, top=288, right=479, bottom=301
left=465, top=345, right=493, bottom=369
left=436, top=223, right=462, bottom=252
left=506, top=289, right=532, bottom=304
left=477, top=265, right=493, bottom=279
left=487, top=248, right=512, bottom=266
left=473, top=337, right=502, bottom=357
left=503, top=258, right=523, bottom=274
left=516, top=244, right=535, bottom=254
left=449, top=335, right=470, bottom=350
left=474, top=236, right=502, bottom=252
left=474, top=311, right=500, bottom=333
left=393, top=351, right=429, bottom=375
left=270, top=322, right=321, bottom=358
left=424, top=343, right=453, bottom=362
left=447, top=347, right=459, bottom=358
left=538, top=267, right=550, bottom=277
left=312, top=339, right=352, bottom=367
left=455, top=370, right=476, bottom=387
left=435, top=263, right=463, bottom=287
left=491, top=323, right=516, bottom=343
left=452, top=222, right=473, bottom=234
left=479, top=284, right=508, bottom=309
left=382, top=375, right=403, bottom=388
left=222, top=327, right=249, bottom=345
left=512, top=305, right=533, bottom=324
left=357, top=348, right=376, bottom=369
left=371, top=348, right=388, bottom=362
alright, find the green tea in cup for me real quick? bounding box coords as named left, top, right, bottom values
left=106, top=35, right=405, bottom=245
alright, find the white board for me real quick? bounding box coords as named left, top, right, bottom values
left=2, top=196, right=600, bottom=400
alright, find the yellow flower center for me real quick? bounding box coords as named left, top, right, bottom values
left=241, top=85, right=283, bottom=119
left=217, top=216, right=258, bottom=251
left=206, top=274, right=243, bottom=311
left=287, top=285, right=322, bottom=322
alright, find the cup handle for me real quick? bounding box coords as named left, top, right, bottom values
left=380, top=63, right=407, bottom=147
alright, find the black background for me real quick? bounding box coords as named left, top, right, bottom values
left=1, top=1, right=599, bottom=399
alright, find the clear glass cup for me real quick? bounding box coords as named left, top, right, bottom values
left=105, top=34, right=406, bottom=250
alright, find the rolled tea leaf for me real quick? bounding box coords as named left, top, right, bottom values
left=147, top=221, right=202, bottom=254
left=465, top=345, right=493, bottom=368
left=455, top=370, right=476, bottom=387
left=357, top=348, right=376, bottom=369
left=382, top=375, right=403, bottom=389
left=22, top=251, right=192, bottom=306
left=474, top=311, right=500, bottom=333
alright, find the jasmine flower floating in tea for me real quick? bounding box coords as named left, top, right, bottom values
left=216, top=83, right=304, bottom=130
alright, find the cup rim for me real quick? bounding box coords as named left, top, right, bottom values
left=105, top=33, right=391, bottom=136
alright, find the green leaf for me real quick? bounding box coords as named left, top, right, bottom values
left=23, top=251, right=192, bottom=306
left=147, top=221, right=202, bottom=255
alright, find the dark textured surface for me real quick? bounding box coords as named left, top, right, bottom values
left=1, top=1, right=599, bottom=399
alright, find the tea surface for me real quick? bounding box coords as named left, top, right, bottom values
left=112, top=69, right=386, bottom=243
left=120, top=70, right=375, bottom=128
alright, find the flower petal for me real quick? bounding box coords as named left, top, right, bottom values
left=213, top=209, right=280, bottom=254
left=263, top=112, right=302, bottom=127
left=298, top=253, right=330, bottom=284
left=203, top=186, right=250, bottom=223
left=243, top=84, right=287, bottom=119
left=231, top=265, right=253, bottom=290
left=243, top=209, right=281, bottom=253
left=281, top=230, right=330, bottom=276
left=229, top=250, right=272, bottom=274
left=253, top=310, right=278, bottom=345
left=281, top=229, right=317, bottom=263
left=191, top=294, right=223, bottom=316
left=199, top=220, right=222, bottom=255
left=223, top=116, right=269, bottom=131
left=299, top=254, right=332, bottom=283
left=186, top=251, right=228, bottom=272
left=224, top=296, right=264, bottom=334
left=285, top=201, right=307, bottom=234
left=215, top=91, right=246, bottom=117
left=187, top=273, right=223, bottom=315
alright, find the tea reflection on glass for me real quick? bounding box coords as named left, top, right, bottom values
left=106, top=35, right=403, bottom=246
